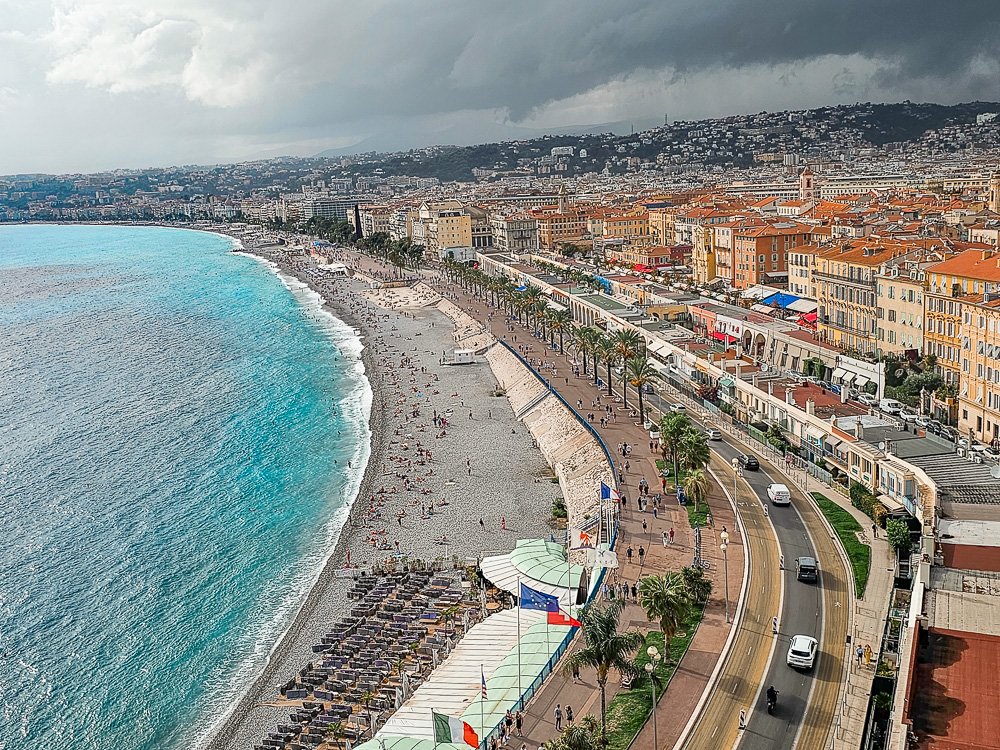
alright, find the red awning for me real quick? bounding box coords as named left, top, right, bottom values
left=712, top=331, right=737, bottom=343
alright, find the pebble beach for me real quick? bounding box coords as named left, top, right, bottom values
left=205, top=243, right=560, bottom=750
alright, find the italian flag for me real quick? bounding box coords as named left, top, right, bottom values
left=432, top=710, right=479, bottom=748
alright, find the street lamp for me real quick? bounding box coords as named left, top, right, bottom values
left=720, top=530, right=731, bottom=624
left=645, top=645, right=661, bottom=749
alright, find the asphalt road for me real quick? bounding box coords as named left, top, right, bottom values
left=646, top=391, right=828, bottom=750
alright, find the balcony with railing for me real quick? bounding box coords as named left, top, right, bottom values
left=813, top=269, right=876, bottom=288
left=820, top=315, right=875, bottom=338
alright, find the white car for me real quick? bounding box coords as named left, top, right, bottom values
left=787, top=634, right=818, bottom=670
left=705, top=428, right=722, bottom=440
left=856, top=393, right=878, bottom=406
left=899, top=410, right=918, bottom=423
left=767, top=483, right=791, bottom=506
left=914, top=415, right=932, bottom=429
left=671, top=403, right=687, bottom=412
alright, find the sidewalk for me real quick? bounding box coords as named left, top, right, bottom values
left=329, top=250, right=749, bottom=748
left=433, top=273, right=745, bottom=749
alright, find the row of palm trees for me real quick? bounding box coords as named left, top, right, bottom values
left=441, top=260, right=660, bottom=424
left=556, top=567, right=712, bottom=748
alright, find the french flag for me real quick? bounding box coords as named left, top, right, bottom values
left=600, top=482, right=621, bottom=502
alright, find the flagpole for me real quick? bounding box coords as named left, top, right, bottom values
left=480, top=663, right=485, bottom=750
left=516, top=576, right=522, bottom=706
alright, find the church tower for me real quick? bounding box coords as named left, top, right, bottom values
left=989, top=170, right=1000, bottom=214
left=799, top=166, right=816, bottom=201
left=557, top=183, right=568, bottom=213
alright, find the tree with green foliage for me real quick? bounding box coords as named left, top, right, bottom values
left=548, top=309, right=574, bottom=354
left=637, top=573, right=693, bottom=662
left=625, top=355, right=658, bottom=425
left=679, top=430, right=710, bottom=473
left=886, top=518, right=911, bottom=554
left=683, top=468, right=711, bottom=514
left=612, top=329, right=642, bottom=403
left=660, top=412, right=693, bottom=485
left=541, top=715, right=603, bottom=750
left=561, top=601, right=643, bottom=742
left=680, top=566, right=713, bottom=604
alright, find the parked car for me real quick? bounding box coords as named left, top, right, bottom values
left=856, top=393, right=878, bottom=406
left=899, top=409, right=919, bottom=423
left=705, top=428, right=722, bottom=440
left=940, top=426, right=959, bottom=442
left=671, top=403, right=687, bottom=412
left=737, top=454, right=759, bottom=471
left=927, top=420, right=944, bottom=435
left=914, top=415, right=932, bottom=429
left=879, top=398, right=905, bottom=415
left=786, top=635, right=819, bottom=670
left=767, top=483, right=792, bottom=505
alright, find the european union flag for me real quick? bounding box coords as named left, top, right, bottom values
left=519, top=582, right=559, bottom=612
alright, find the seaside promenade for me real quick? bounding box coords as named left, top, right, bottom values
left=319, top=246, right=887, bottom=750
left=332, top=247, right=749, bottom=748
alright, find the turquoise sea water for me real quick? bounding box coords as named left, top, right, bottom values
left=0, top=225, right=371, bottom=750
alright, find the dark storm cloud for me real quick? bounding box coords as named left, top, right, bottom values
left=327, top=0, right=1000, bottom=120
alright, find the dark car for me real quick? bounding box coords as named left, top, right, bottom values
left=738, top=454, right=759, bottom=471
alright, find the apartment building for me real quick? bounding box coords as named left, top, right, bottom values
left=529, top=206, right=589, bottom=250
left=926, top=248, right=1000, bottom=441
left=732, top=221, right=810, bottom=290
left=787, top=245, right=817, bottom=298
left=647, top=205, right=677, bottom=245
left=814, top=241, right=892, bottom=356
left=414, top=200, right=473, bottom=256
left=875, top=264, right=926, bottom=354
left=489, top=213, right=538, bottom=254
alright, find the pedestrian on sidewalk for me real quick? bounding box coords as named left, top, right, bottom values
left=621, top=495, right=627, bottom=511
left=652, top=506, right=658, bottom=520
left=739, top=709, right=747, bottom=730
left=500, top=516, right=507, bottom=531
left=856, top=646, right=864, bottom=666
left=642, top=518, right=648, bottom=533
left=565, top=705, right=574, bottom=725
left=626, top=545, right=634, bottom=563
left=872, top=523, right=878, bottom=539
left=662, top=531, right=668, bottom=547
left=515, top=711, right=523, bottom=735
left=572, top=664, right=580, bottom=682
left=864, top=644, right=873, bottom=666
left=668, top=527, right=675, bottom=544
left=554, top=704, right=562, bottom=730
left=630, top=583, right=638, bottom=601
left=772, top=616, right=779, bottom=635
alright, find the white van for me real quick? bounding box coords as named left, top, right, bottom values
left=767, top=483, right=791, bottom=505
left=878, top=398, right=904, bottom=415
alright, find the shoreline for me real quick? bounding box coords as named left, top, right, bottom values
left=202, top=234, right=559, bottom=750
left=201, top=244, right=391, bottom=750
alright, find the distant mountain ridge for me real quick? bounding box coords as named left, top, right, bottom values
left=322, top=101, right=1000, bottom=183
left=317, top=117, right=663, bottom=157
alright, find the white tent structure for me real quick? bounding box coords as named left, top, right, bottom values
left=365, top=608, right=572, bottom=750
left=479, top=539, right=585, bottom=606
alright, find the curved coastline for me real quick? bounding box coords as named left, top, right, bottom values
left=197, top=241, right=388, bottom=750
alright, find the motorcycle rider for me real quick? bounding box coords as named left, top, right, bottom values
left=766, top=685, right=778, bottom=710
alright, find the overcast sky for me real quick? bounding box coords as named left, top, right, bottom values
left=1, top=0, right=998, bottom=174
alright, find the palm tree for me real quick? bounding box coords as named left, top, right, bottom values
left=597, top=335, right=617, bottom=397
left=679, top=429, right=710, bottom=473
left=573, top=327, right=593, bottom=375
left=624, top=355, right=657, bottom=424
left=683, top=468, right=711, bottom=513
left=532, top=299, right=550, bottom=339
left=561, top=600, right=643, bottom=741
left=611, top=329, right=641, bottom=401
left=549, top=309, right=573, bottom=353
left=542, top=715, right=603, bottom=750
left=638, top=572, right=693, bottom=661
left=660, top=412, right=692, bottom=486
left=681, top=565, right=713, bottom=605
